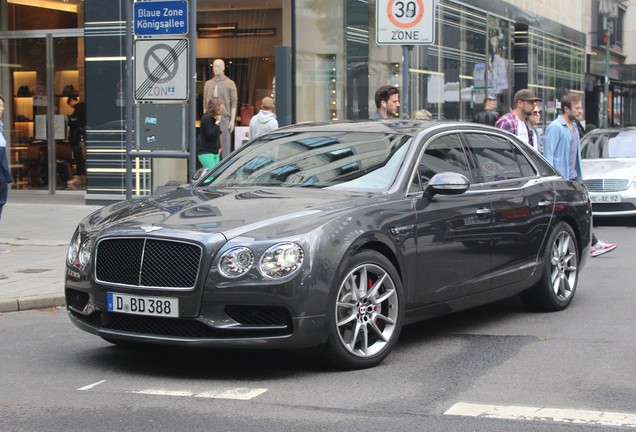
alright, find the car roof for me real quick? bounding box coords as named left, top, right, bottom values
left=277, top=119, right=498, bottom=136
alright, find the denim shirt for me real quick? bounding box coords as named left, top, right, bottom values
left=543, top=116, right=583, bottom=180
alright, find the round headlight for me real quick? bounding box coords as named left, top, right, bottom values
left=259, top=243, right=304, bottom=279
left=67, top=231, right=81, bottom=265
left=218, top=247, right=255, bottom=278
left=79, top=238, right=92, bottom=269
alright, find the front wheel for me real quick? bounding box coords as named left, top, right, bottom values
left=322, top=249, right=403, bottom=369
left=521, top=222, right=579, bottom=311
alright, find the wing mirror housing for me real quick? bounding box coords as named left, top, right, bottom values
left=425, top=172, right=470, bottom=196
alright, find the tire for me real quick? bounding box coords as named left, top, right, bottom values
left=322, top=249, right=403, bottom=369
left=521, top=222, right=579, bottom=311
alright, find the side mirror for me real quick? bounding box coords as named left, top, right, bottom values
left=425, top=172, right=470, bottom=196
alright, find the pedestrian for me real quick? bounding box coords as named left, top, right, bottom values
left=413, top=109, right=432, bottom=120
left=66, top=95, right=87, bottom=188
left=543, top=93, right=617, bottom=257
left=494, top=88, right=540, bottom=147
left=197, top=96, right=223, bottom=169
left=370, top=85, right=400, bottom=119
left=249, top=96, right=278, bottom=139
left=473, top=95, right=500, bottom=126
left=0, top=95, right=13, bottom=278
left=527, top=107, right=543, bottom=152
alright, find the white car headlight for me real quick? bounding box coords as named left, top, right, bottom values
left=218, top=247, right=255, bottom=278
left=79, top=238, right=92, bottom=269
left=67, top=230, right=81, bottom=265
left=259, top=242, right=304, bottom=279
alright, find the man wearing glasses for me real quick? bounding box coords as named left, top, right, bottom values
left=494, top=88, right=541, bottom=148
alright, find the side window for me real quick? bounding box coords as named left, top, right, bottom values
left=463, top=133, right=536, bottom=182
left=413, top=133, right=471, bottom=189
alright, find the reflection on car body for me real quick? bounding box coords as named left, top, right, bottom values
left=65, top=120, right=592, bottom=369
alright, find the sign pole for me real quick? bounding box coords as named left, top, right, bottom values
left=189, top=0, right=197, bottom=178
left=402, top=45, right=413, bottom=119
left=126, top=0, right=134, bottom=200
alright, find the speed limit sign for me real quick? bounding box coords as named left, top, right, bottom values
left=376, top=0, right=436, bottom=45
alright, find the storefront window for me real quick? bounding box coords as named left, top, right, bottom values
left=295, top=0, right=345, bottom=122
left=526, top=30, right=584, bottom=123
left=0, top=1, right=84, bottom=192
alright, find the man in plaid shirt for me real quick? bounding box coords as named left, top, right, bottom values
left=495, top=89, right=541, bottom=148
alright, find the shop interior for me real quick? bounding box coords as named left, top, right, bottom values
left=2, top=0, right=284, bottom=192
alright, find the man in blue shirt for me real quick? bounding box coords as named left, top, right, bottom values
left=543, top=93, right=617, bottom=257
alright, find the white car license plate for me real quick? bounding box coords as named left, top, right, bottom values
left=107, top=292, right=179, bottom=318
left=591, top=194, right=622, bottom=203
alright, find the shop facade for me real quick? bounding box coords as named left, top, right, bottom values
left=0, top=0, right=587, bottom=203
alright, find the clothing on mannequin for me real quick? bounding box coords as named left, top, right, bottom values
left=203, top=59, right=237, bottom=158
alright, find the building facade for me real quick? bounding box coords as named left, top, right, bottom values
left=0, top=0, right=630, bottom=203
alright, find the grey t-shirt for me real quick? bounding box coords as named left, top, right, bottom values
left=568, top=127, right=580, bottom=181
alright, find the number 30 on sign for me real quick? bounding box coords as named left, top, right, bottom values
left=376, top=0, right=436, bottom=45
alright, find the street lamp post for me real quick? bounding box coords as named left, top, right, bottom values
left=603, top=14, right=611, bottom=128
left=600, top=0, right=616, bottom=129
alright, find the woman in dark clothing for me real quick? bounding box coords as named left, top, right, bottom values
left=197, top=96, right=223, bottom=169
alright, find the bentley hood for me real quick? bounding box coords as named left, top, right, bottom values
left=81, top=186, right=384, bottom=240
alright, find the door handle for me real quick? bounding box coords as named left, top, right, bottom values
left=538, top=200, right=552, bottom=207
left=475, top=208, right=492, bottom=215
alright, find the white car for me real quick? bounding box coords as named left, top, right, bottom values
left=581, top=127, right=636, bottom=217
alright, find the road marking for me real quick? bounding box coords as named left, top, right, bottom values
left=445, top=402, right=636, bottom=428
left=77, top=380, right=106, bottom=391
left=133, top=388, right=267, bottom=400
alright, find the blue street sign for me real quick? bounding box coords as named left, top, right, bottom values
left=134, top=1, right=188, bottom=36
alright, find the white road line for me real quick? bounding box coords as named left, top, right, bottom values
left=132, top=388, right=267, bottom=400
left=445, top=402, right=636, bottom=428
left=77, top=380, right=107, bottom=391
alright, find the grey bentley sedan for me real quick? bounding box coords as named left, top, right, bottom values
left=65, top=120, right=592, bottom=369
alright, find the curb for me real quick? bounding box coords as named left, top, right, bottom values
left=0, top=294, right=65, bottom=313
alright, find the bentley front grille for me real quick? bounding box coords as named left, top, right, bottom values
left=95, top=238, right=202, bottom=289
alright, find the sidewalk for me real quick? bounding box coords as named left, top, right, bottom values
left=0, top=191, right=104, bottom=313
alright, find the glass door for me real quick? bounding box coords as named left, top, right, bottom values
left=3, top=34, right=84, bottom=192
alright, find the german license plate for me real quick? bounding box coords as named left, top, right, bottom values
left=591, top=194, right=622, bottom=203
left=107, top=292, right=179, bottom=318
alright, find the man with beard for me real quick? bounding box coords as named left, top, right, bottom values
left=543, top=92, right=617, bottom=257
left=494, top=88, right=541, bottom=148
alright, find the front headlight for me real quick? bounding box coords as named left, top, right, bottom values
left=67, top=230, right=81, bottom=265
left=79, top=238, right=92, bottom=268
left=67, top=229, right=92, bottom=270
left=219, top=247, right=255, bottom=278
left=259, top=242, right=304, bottom=279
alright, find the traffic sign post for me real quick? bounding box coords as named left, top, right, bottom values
left=377, top=0, right=437, bottom=119
left=134, top=0, right=188, bottom=36
left=134, top=38, right=188, bottom=100
left=376, top=0, right=436, bottom=45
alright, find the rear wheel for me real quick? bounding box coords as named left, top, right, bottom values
left=322, top=249, right=403, bottom=369
left=522, top=222, right=579, bottom=311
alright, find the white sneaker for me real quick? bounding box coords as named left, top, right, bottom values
left=590, top=239, right=617, bottom=257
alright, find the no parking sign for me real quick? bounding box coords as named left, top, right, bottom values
left=376, top=0, right=436, bottom=45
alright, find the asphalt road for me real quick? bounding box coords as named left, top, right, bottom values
left=1, top=223, right=635, bottom=432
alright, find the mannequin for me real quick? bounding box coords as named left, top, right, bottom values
left=203, top=59, right=237, bottom=158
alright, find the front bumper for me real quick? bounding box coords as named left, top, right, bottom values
left=66, top=287, right=329, bottom=349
